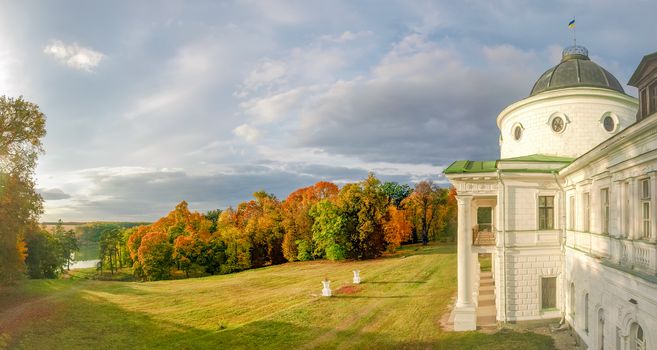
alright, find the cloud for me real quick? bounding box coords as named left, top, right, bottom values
left=240, top=86, right=316, bottom=123
left=237, top=35, right=551, bottom=165
left=38, top=188, right=72, bottom=200
left=40, top=163, right=444, bottom=221
left=233, top=123, right=262, bottom=143
left=43, top=40, right=104, bottom=72
left=320, top=30, right=373, bottom=43
left=235, top=59, right=288, bottom=97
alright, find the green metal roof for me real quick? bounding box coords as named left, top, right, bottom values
left=443, top=154, right=575, bottom=174
left=443, top=160, right=497, bottom=174
left=530, top=45, right=625, bottom=97
left=499, top=154, right=575, bottom=163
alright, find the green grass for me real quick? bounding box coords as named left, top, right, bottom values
left=479, top=254, right=492, bottom=272
left=0, top=244, right=555, bottom=350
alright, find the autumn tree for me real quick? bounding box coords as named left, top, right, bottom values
left=0, top=96, right=46, bottom=283
left=351, top=174, right=388, bottom=259
left=138, top=231, right=173, bottom=281
left=403, top=181, right=446, bottom=244
left=217, top=208, right=251, bottom=273
left=173, top=235, right=196, bottom=278
left=235, top=192, right=285, bottom=267
left=384, top=206, right=412, bottom=251
left=126, top=225, right=151, bottom=278
left=281, top=181, right=338, bottom=261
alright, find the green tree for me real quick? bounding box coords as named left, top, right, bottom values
left=24, top=226, right=63, bottom=279
left=205, top=209, right=222, bottom=233
left=380, top=181, right=412, bottom=207
left=0, top=96, right=46, bottom=283
left=52, top=220, right=79, bottom=270
left=309, top=200, right=348, bottom=260
left=99, top=225, right=122, bottom=275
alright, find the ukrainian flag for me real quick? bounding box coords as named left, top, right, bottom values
left=568, top=19, right=576, bottom=29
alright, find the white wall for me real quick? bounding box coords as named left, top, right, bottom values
left=498, top=88, right=637, bottom=159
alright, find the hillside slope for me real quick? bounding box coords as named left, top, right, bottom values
left=0, top=245, right=555, bottom=350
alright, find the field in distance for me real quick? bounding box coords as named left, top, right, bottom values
left=0, top=244, right=556, bottom=350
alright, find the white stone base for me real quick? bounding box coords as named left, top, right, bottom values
left=453, top=304, right=477, bottom=331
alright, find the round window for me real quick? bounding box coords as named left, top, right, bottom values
left=551, top=117, right=564, bottom=133
left=513, top=125, right=522, bottom=140
left=603, top=116, right=615, bottom=132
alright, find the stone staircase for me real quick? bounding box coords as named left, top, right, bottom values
left=476, top=271, right=497, bottom=331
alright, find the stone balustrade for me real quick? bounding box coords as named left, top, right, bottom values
left=567, top=230, right=657, bottom=275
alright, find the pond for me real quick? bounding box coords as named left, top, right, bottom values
left=70, top=242, right=100, bottom=269
left=69, top=259, right=100, bottom=269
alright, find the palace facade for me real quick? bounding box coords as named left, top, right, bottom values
left=445, top=46, right=657, bottom=350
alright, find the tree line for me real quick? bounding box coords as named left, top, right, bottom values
left=0, top=94, right=457, bottom=283
left=122, top=174, right=456, bottom=281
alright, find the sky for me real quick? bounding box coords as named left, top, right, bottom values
left=0, top=0, right=654, bottom=222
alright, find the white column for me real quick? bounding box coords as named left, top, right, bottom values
left=454, top=195, right=476, bottom=331
left=631, top=178, right=639, bottom=240
left=651, top=173, right=656, bottom=243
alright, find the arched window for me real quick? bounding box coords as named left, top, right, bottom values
left=631, top=323, right=645, bottom=350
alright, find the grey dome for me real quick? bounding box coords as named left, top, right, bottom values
left=530, top=45, right=625, bottom=96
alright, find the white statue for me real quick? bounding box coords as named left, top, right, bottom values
left=322, top=279, right=331, bottom=297
left=352, top=270, right=361, bottom=284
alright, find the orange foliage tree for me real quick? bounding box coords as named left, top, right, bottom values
left=281, top=181, right=338, bottom=261
left=137, top=231, right=173, bottom=281
left=384, top=205, right=412, bottom=251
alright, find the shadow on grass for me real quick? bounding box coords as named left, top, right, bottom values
left=363, top=281, right=426, bottom=284
left=331, top=295, right=423, bottom=299
left=6, top=280, right=555, bottom=350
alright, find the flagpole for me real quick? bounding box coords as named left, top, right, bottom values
left=573, top=16, right=576, bottom=46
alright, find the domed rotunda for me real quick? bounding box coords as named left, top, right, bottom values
left=497, top=45, right=638, bottom=159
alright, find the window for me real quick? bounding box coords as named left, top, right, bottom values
left=551, top=116, right=565, bottom=133
left=631, top=323, right=646, bottom=350
left=598, top=309, right=605, bottom=350
left=477, top=207, right=493, bottom=232
left=623, top=182, right=630, bottom=237
left=583, top=193, right=590, bottom=232
left=539, top=196, right=554, bottom=230
left=641, top=88, right=648, bottom=119
left=603, top=116, right=615, bottom=132
left=641, top=179, right=651, bottom=240
left=541, top=277, right=557, bottom=309
left=601, top=189, right=609, bottom=234
left=569, top=196, right=576, bottom=230
left=513, top=125, right=523, bottom=141
left=650, top=82, right=657, bottom=116
left=584, top=293, right=589, bottom=333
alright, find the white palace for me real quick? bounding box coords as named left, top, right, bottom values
left=444, top=46, right=657, bottom=350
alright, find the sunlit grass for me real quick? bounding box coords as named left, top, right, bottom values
left=0, top=244, right=555, bottom=349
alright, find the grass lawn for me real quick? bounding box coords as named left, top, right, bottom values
left=0, top=244, right=555, bottom=350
